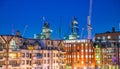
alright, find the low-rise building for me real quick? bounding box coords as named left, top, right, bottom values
left=95, top=27, right=120, bottom=69
left=64, top=39, right=95, bottom=69
left=0, top=34, right=65, bottom=69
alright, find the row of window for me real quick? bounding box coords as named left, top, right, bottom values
left=65, top=43, right=92, bottom=47
left=66, top=49, right=93, bottom=52
left=67, top=60, right=93, bottom=64
left=21, top=53, right=58, bottom=58
left=67, top=55, right=94, bottom=58
left=22, top=53, right=42, bottom=58
left=97, top=35, right=120, bottom=40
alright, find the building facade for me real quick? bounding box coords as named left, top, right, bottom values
left=95, top=27, right=120, bottom=69
left=0, top=35, right=65, bottom=69
left=64, top=39, right=95, bottom=69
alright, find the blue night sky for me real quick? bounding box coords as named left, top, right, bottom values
left=0, top=0, right=120, bottom=39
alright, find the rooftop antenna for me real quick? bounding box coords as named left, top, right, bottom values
left=80, top=27, right=84, bottom=39
left=59, top=16, right=62, bottom=39
left=12, top=24, right=14, bottom=35
left=22, top=25, right=28, bottom=37
left=87, top=0, right=92, bottom=39
left=119, top=23, right=120, bottom=31
left=42, top=16, right=46, bottom=23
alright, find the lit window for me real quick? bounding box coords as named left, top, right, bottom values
left=81, top=55, right=84, bottom=58
left=81, top=44, right=83, bottom=46
left=97, top=37, right=100, bottom=39
left=86, top=43, right=88, bottom=46
left=74, top=55, right=76, bottom=58
left=89, top=55, right=91, bottom=58
left=85, top=50, right=88, bottom=52
left=96, top=55, right=99, bottom=58
left=89, top=61, right=91, bottom=64
left=119, top=35, right=120, bottom=39
left=107, top=36, right=111, bottom=39
left=98, top=61, right=100, bottom=64
left=102, top=36, right=105, bottom=40
left=81, top=61, right=84, bottom=64
left=91, top=50, right=93, bottom=52
left=9, top=53, right=15, bottom=58
left=86, top=55, right=88, bottom=58
left=81, top=50, right=84, bottom=52
left=89, top=50, right=91, bottom=52
left=96, top=45, right=99, bottom=48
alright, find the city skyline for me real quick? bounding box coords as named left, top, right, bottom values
left=0, top=0, right=120, bottom=39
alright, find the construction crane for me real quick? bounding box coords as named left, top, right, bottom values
left=11, top=24, right=14, bottom=35
left=22, top=25, right=28, bottom=37
left=80, top=27, right=84, bottom=39
left=119, top=23, right=120, bottom=31
left=59, top=16, right=62, bottom=39
left=87, top=0, right=92, bottom=39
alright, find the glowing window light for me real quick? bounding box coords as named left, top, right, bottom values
left=96, top=45, right=99, bottom=48
left=81, top=50, right=84, bottom=52
left=96, top=55, right=99, bottom=58
left=74, top=55, right=76, bottom=58
left=89, top=61, right=91, bottom=64
left=86, top=55, right=88, bottom=58
left=98, top=61, right=100, bottom=64
left=81, top=44, right=83, bottom=46
left=9, top=53, right=17, bottom=59
left=89, top=50, right=91, bottom=52
left=85, top=50, right=88, bottom=52
left=84, top=67, right=87, bottom=69
left=82, top=61, right=84, bottom=64
left=97, top=37, right=100, bottom=39
left=81, top=55, right=84, bottom=58
left=85, top=43, right=88, bottom=46
left=89, top=55, right=91, bottom=58
left=107, top=36, right=111, bottom=39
